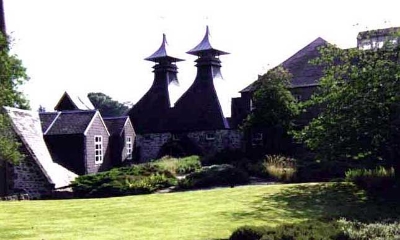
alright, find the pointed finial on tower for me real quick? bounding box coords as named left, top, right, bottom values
left=187, top=26, right=229, bottom=56
left=145, top=33, right=183, bottom=62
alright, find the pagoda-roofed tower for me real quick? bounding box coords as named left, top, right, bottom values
left=127, top=34, right=183, bottom=134
left=172, top=26, right=229, bottom=131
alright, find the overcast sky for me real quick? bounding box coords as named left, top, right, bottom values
left=4, top=0, right=400, bottom=116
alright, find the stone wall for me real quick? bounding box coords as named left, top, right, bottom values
left=135, top=129, right=243, bottom=162
left=11, top=147, right=53, bottom=199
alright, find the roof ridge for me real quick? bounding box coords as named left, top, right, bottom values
left=103, top=116, right=128, bottom=120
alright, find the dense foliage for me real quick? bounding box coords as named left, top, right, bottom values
left=243, top=66, right=299, bottom=131
left=71, top=164, right=176, bottom=198
left=295, top=38, right=400, bottom=173
left=0, top=33, right=29, bottom=164
left=87, top=92, right=128, bottom=117
left=178, top=164, right=249, bottom=189
left=229, top=221, right=344, bottom=240
left=151, top=155, right=201, bottom=175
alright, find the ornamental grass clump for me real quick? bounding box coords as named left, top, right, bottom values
left=264, top=155, right=297, bottom=182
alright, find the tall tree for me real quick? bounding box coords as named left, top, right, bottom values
left=88, top=92, right=128, bottom=117
left=242, top=67, right=299, bottom=153
left=0, top=32, right=30, bottom=164
left=295, top=37, right=400, bottom=173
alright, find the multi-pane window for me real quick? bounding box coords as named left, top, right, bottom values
left=126, top=136, right=132, bottom=160
left=94, top=135, right=103, bottom=164
left=206, top=133, right=215, bottom=141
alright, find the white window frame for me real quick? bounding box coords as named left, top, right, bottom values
left=250, top=99, right=256, bottom=111
left=94, top=135, right=103, bottom=164
left=206, top=133, right=215, bottom=141
left=126, top=136, right=132, bottom=160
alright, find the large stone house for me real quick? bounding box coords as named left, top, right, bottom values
left=0, top=93, right=135, bottom=198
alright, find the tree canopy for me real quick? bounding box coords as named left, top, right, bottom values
left=88, top=92, right=129, bottom=117
left=295, top=38, right=400, bottom=169
left=0, top=33, right=30, bottom=164
left=243, top=66, right=299, bottom=131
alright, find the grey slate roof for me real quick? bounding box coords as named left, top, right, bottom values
left=39, top=112, right=60, bottom=133
left=54, top=91, right=95, bottom=111
left=4, top=107, right=77, bottom=188
left=42, top=110, right=97, bottom=135
left=187, top=26, right=229, bottom=56
left=240, top=37, right=328, bottom=93
left=145, top=34, right=184, bottom=63
left=103, top=116, right=129, bottom=136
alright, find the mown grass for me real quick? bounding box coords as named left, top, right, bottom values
left=0, top=183, right=398, bottom=240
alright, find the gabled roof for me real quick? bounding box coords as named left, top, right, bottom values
left=145, top=34, right=184, bottom=63
left=187, top=26, right=229, bottom=56
left=42, top=110, right=97, bottom=135
left=103, top=116, right=134, bottom=136
left=54, top=91, right=95, bottom=111
left=240, top=37, right=328, bottom=93
left=4, top=107, right=77, bottom=189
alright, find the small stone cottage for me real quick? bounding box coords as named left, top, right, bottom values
left=0, top=93, right=136, bottom=199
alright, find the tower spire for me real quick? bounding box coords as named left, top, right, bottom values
left=187, top=26, right=229, bottom=57
left=127, top=34, right=183, bottom=133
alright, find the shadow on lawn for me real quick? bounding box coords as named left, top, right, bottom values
left=225, top=183, right=400, bottom=224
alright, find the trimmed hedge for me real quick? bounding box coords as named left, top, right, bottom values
left=178, top=164, right=249, bottom=189
left=71, top=164, right=176, bottom=198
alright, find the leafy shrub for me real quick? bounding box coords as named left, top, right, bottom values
left=152, top=155, right=201, bottom=175
left=230, top=221, right=344, bottom=240
left=264, top=155, right=297, bottom=182
left=338, top=218, right=400, bottom=240
left=296, top=160, right=352, bottom=182
left=72, top=164, right=176, bottom=198
left=345, top=166, right=395, bottom=194
left=229, top=225, right=267, bottom=240
left=178, top=164, right=249, bottom=189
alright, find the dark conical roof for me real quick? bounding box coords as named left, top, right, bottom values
left=145, top=34, right=184, bottom=62
left=187, top=26, right=229, bottom=56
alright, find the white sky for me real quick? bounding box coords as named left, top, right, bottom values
left=4, top=0, right=400, bottom=116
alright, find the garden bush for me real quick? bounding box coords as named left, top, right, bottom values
left=151, top=155, right=201, bottom=175
left=345, top=166, right=396, bottom=195
left=72, top=164, right=176, bottom=198
left=296, top=160, right=353, bottom=182
left=230, top=221, right=345, bottom=240
left=338, top=218, right=400, bottom=240
left=178, top=164, right=249, bottom=189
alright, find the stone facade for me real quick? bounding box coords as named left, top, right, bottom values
left=10, top=146, right=53, bottom=199
left=135, top=130, right=243, bottom=162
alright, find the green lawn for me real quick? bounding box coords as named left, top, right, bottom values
left=0, top=183, right=397, bottom=240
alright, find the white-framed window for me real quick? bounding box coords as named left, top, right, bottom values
left=206, top=133, right=215, bottom=141
left=126, top=136, right=132, bottom=160
left=250, top=99, right=256, bottom=111
left=172, top=134, right=179, bottom=141
left=94, top=135, right=103, bottom=164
